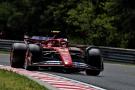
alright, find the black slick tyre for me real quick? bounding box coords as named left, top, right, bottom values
left=10, top=43, right=27, bottom=68
left=85, top=46, right=104, bottom=76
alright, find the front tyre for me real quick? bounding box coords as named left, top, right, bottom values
left=24, top=44, right=41, bottom=70
left=24, top=51, right=33, bottom=70
left=85, top=46, right=104, bottom=76
left=85, top=69, right=100, bottom=76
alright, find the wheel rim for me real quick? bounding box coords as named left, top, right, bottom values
left=10, top=49, right=14, bottom=66
left=86, top=69, right=100, bottom=76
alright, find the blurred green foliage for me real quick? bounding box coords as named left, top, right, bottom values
left=0, top=0, right=135, bottom=48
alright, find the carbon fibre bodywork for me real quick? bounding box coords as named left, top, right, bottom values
left=10, top=37, right=104, bottom=75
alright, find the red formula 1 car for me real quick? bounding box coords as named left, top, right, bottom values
left=10, top=36, right=104, bottom=76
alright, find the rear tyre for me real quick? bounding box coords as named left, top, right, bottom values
left=62, top=68, right=72, bottom=74
left=10, top=43, right=27, bottom=68
left=85, top=46, right=104, bottom=76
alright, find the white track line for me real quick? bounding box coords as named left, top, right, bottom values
left=0, top=65, right=106, bottom=90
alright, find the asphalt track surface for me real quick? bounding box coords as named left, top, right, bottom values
left=0, top=54, right=135, bottom=90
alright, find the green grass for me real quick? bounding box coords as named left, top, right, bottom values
left=0, top=69, right=48, bottom=90
left=104, top=61, right=135, bottom=66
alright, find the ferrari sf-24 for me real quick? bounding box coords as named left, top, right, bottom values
left=10, top=36, right=104, bottom=76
